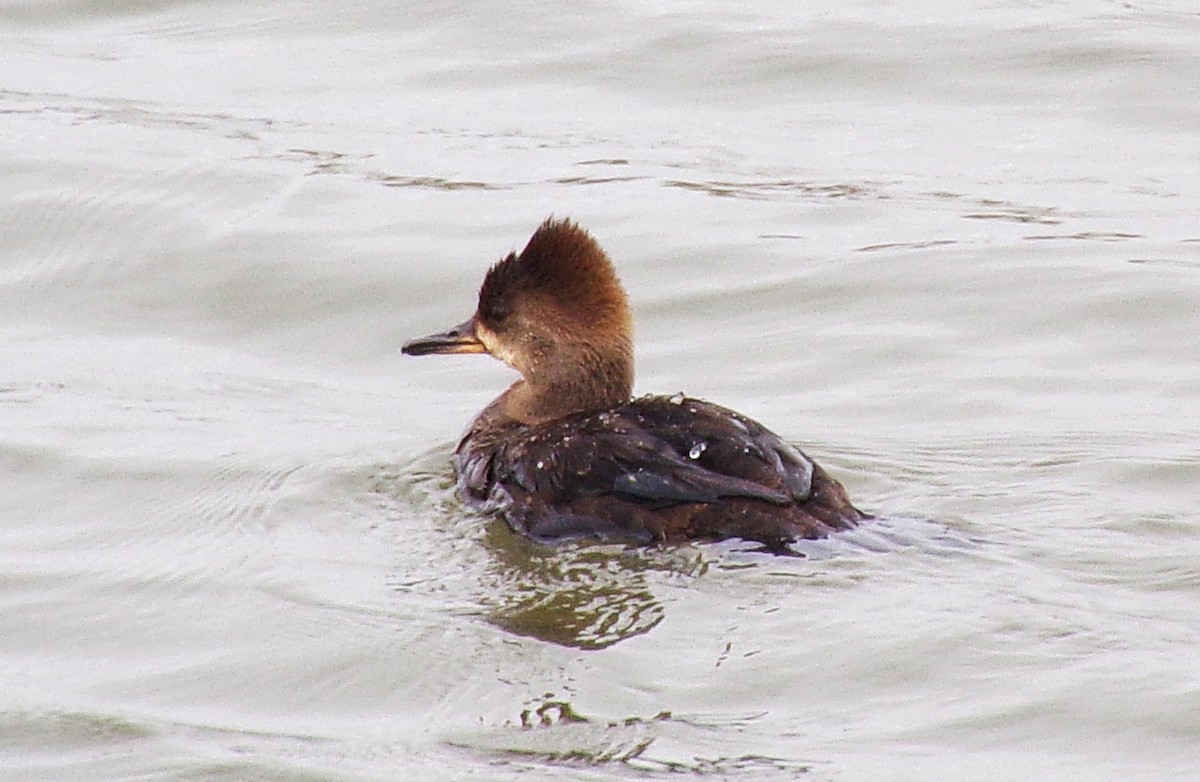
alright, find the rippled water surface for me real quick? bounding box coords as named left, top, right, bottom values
left=3, top=1, right=1198, bottom=780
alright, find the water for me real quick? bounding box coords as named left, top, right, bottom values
left=2, top=1, right=1198, bottom=779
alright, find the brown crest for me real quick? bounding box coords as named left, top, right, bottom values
left=477, top=217, right=629, bottom=330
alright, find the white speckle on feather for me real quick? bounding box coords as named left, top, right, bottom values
left=669, top=392, right=685, bottom=405
left=536, top=460, right=545, bottom=469
left=689, top=442, right=707, bottom=460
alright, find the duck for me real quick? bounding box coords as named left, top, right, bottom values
left=402, top=217, right=868, bottom=554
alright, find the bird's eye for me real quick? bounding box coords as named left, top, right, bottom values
left=481, top=296, right=511, bottom=325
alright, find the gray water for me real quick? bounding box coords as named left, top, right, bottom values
left=3, top=1, right=1199, bottom=780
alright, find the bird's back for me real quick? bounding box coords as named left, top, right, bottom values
left=456, top=394, right=866, bottom=553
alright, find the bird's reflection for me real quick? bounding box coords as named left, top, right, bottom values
left=377, top=449, right=704, bottom=650
left=477, top=519, right=706, bottom=650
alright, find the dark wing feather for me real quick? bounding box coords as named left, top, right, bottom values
left=455, top=394, right=861, bottom=547
left=479, top=395, right=814, bottom=507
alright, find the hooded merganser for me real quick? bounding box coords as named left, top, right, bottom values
left=402, top=218, right=867, bottom=554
